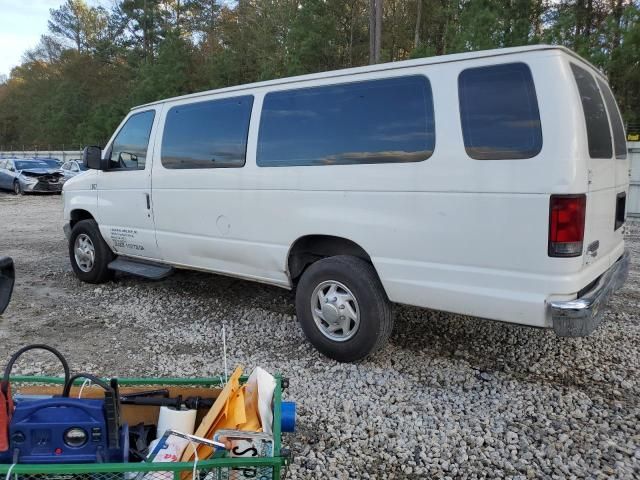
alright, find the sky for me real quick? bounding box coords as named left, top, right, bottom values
left=0, top=0, right=108, bottom=78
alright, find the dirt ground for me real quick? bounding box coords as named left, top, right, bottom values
left=0, top=192, right=638, bottom=479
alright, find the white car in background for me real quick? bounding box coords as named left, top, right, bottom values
left=60, top=160, right=88, bottom=179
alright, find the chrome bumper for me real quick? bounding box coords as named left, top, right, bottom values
left=550, top=250, right=631, bottom=337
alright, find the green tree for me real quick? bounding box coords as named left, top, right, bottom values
left=48, top=0, right=110, bottom=53
left=608, top=4, right=640, bottom=123
left=0, top=0, right=639, bottom=149
left=131, top=32, right=198, bottom=104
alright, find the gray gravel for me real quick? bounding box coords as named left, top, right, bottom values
left=0, top=193, right=639, bottom=479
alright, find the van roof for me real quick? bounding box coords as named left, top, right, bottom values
left=134, top=45, right=604, bottom=110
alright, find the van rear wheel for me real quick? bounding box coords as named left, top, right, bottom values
left=295, top=255, right=393, bottom=362
left=69, top=220, right=114, bottom=284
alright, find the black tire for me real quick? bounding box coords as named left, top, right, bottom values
left=68, top=219, right=114, bottom=284
left=295, top=255, right=393, bottom=362
left=13, top=181, right=23, bottom=196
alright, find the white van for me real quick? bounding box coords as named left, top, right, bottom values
left=63, top=45, right=630, bottom=362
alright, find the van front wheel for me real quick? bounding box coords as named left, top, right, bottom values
left=295, top=255, right=393, bottom=362
left=69, top=220, right=114, bottom=284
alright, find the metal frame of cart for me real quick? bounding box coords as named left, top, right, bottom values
left=0, top=375, right=289, bottom=480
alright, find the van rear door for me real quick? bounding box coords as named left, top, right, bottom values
left=569, top=62, right=627, bottom=267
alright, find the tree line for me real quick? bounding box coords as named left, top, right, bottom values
left=0, top=0, right=638, bottom=149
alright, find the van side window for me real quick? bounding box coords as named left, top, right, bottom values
left=161, top=96, right=253, bottom=169
left=597, top=78, right=627, bottom=159
left=570, top=64, right=613, bottom=159
left=109, top=110, right=155, bottom=170
left=458, top=63, right=542, bottom=160
left=257, top=76, right=435, bottom=167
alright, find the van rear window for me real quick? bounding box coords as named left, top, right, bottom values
left=458, top=63, right=542, bottom=160
left=570, top=64, right=613, bottom=159
left=597, top=78, right=627, bottom=159
left=257, top=76, right=435, bottom=167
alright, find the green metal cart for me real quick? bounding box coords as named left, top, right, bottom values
left=0, top=375, right=290, bottom=480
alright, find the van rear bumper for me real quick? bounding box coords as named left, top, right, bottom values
left=550, top=250, right=630, bottom=337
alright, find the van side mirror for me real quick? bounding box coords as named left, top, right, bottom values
left=0, top=257, right=15, bottom=315
left=83, top=146, right=104, bottom=170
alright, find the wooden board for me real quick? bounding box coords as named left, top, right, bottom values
left=180, top=366, right=244, bottom=463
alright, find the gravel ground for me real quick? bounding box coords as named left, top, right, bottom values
left=0, top=193, right=638, bottom=479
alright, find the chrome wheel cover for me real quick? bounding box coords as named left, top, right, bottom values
left=311, top=280, right=360, bottom=342
left=74, top=234, right=95, bottom=273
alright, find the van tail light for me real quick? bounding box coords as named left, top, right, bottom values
left=548, top=194, right=586, bottom=257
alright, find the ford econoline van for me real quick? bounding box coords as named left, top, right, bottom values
left=63, top=45, right=630, bottom=362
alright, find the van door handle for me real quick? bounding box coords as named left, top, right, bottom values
left=145, top=193, right=151, bottom=210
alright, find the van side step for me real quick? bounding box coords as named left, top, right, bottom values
left=108, top=258, right=174, bottom=280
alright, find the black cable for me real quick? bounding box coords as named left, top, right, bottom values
left=1, top=344, right=70, bottom=396
left=61, top=373, right=111, bottom=397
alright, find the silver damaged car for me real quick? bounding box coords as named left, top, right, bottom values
left=0, top=158, right=66, bottom=194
